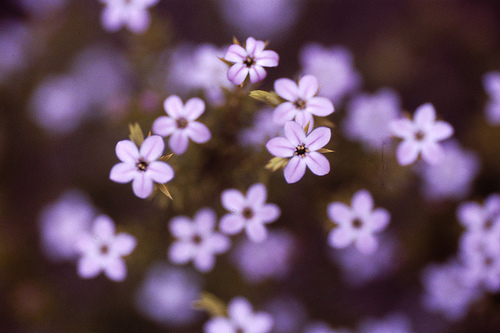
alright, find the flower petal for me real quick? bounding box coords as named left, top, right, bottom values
left=115, top=140, right=139, bottom=163
left=245, top=37, right=263, bottom=57
left=126, top=8, right=149, bottom=34
left=104, top=258, right=127, bottom=281
left=369, top=208, right=390, bottom=232
left=389, top=118, right=414, bottom=139
left=194, top=208, right=216, bottom=235
left=132, top=173, right=154, bottom=199
left=152, top=116, right=176, bottom=137
left=227, top=63, right=249, bottom=85
left=204, top=317, right=234, bottom=333
left=77, top=256, right=102, bottom=279
left=140, top=135, right=165, bottom=161
left=305, top=152, right=330, bottom=176
left=266, top=137, right=294, bottom=157
left=255, top=50, right=279, bottom=67
left=169, top=131, right=189, bottom=155
left=355, top=233, right=378, bottom=254
left=207, top=233, right=231, bottom=253
left=273, top=102, right=296, bottom=125
left=284, top=120, right=307, bottom=146
left=110, top=162, right=136, bottom=183
left=169, top=241, right=195, bottom=264
left=328, top=228, right=353, bottom=249
left=246, top=183, right=267, bottom=208
left=421, top=142, right=444, bottom=165
left=146, top=161, right=174, bottom=184
left=194, top=251, right=215, bottom=272
left=163, top=95, right=184, bottom=118
left=169, top=216, right=195, bottom=239
left=274, top=78, right=298, bottom=101
left=306, top=127, right=331, bottom=151
left=298, top=75, right=319, bottom=99
left=246, top=222, right=268, bottom=243
left=351, top=189, right=374, bottom=216
left=414, top=103, right=436, bottom=130
left=306, top=96, right=334, bottom=117
left=93, top=215, right=116, bottom=241
left=184, top=97, right=205, bottom=121
left=396, top=141, right=420, bottom=166
left=228, top=297, right=253, bottom=324
left=327, top=202, right=352, bottom=225
left=219, top=214, right=245, bottom=235
left=250, top=312, right=274, bottom=332
left=284, top=156, right=306, bottom=183
left=249, top=65, right=267, bottom=84
left=186, top=122, right=211, bottom=143
left=224, top=44, right=247, bottom=62
left=221, top=189, right=246, bottom=211
left=430, top=121, right=454, bottom=141
left=294, top=112, right=314, bottom=130
left=101, top=6, right=123, bottom=33
left=112, top=233, right=137, bottom=256
left=256, top=204, right=281, bottom=223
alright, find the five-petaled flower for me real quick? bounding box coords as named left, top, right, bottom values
left=389, top=103, right=454, bottom=166
left=76, top=215, right=137, bottom=282
left=327, top=189, right=390, bottom=255
left=109, top=135, right=174, bottom=199
left=168, top=208, right=231, bottom=273
left=204, top=296, right=274, bottom=333
left=152, top=95, right=211, bottom=155
left=220, top=183, right=281, bottom=242
left=266, top=121, right=331, bottom=183
left=99, top=0, right=160, bottom=34
left=224, top=37, right=279, bottom=85
left=273, top=75, right=334, bottom=128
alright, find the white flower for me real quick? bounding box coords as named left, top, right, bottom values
left=327, top=189, right=390, bottom=254
left=168, top=208, right=230, bottom=273
left=76, top=215, right=137, bottom=282
left=99, top=0, right=159, bottom=34
left=389, top=103, right=454, bottom=166
left=152, top=95, right=211, bottom=155
left=220, top=183, right=281, bottom=242
left=109, top=135, right=175, bottom=199
left=204, top=297, right=274, bottom=333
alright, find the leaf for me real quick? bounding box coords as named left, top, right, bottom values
left=232, top=36, right=241, bottom=46
left=265, top=157, right=289, bottom=172
left=192, top=292, right=227, bottom=317
left=218, top=57, right=234, bottom=67
left=317, top=148, right=334, bottom=154
left=249, top=90, right=283, bottom=107
left=156, top=183, right=173, bottom=200
left=128, top=123, right=144, bottom=147
left=158, top=153, right=173, bottom=162
left=315, top=118, right=335, bottom=128
left=303, top=121, right=311, bottom=134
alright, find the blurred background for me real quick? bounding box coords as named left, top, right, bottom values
left=1, top=0, right=500, bottom=332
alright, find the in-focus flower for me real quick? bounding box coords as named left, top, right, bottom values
left=152, top=95, right=211, bottom=155
left=266, top=121, right=331, bottom=183
left=224, top=37, right=279, bottom=85
left=389, top=103, right=454, bottom=166
left=204, top=296, right=274, bottom=333
left=483, top=71, right=500, bottom=125
left=168, top=208, right=230, bottom=273
left=220, top=183, right=280, bottom=242
left=75, top=215, right=137, bottom=282
left=327, top=189, right=390, bottom=254
left=99, top=0, right=159, bottom=34
left=109, top=135, right=174, bottom=199
left=273, top=75, right=334, bottom=128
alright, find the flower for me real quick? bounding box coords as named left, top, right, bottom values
left=99, top=0, right=159, bottom=34
left=152, top=95, right=211, bottom=155
left=220, top=183, right=281, bottom=242
left=272, top=75, right=334, bottom=128
left=266, top=121, right=331, bottom=183
left=224, top=37, right=279, bottom=85
left=75, top=215, right=137, bottom=282
left=483, top=71, right=500, bottom=125
left=389, top=103, right=454, bottom=166
left=168, top=208, right=230, bottom=273
left=109, top=135, right=174, bottom=199
left=327, top=189, right=390, bottom=254
left=357, top=313, right=412, bottom=333
left=238, top=108, right=283, bottom=149
left=303, top=322, right=351, bottom=333
left=204, top=296, right=274, bottom=333
left=457, top=194, right=500, bottom=234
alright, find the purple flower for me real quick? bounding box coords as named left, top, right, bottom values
left=99, top=0, right=159, bottom=34
left=75, top=215, right=137, bottom=282
left=204, top=296, right=274, bottom=333
left=357, top=313, right=412, bottom=333
left=304, top=322, right=351, bottom=333
left=483, top=71, right=500, bottom=125
left=152, top=95, right=211, bottom=155
left=220, top=183, right=280, bottom=242
left=266, top=121, right=331, bottom=183
left=457, top=194, right=500, bottom=234
left=389, top=103, right=454, bottom=166
left=168, top=208, right=230, bottom=273
left=224, top=37, right=279, bottom=85
left=238, top=108, right=284, bottom=149
left=327, top=189, right=390, bottom=254
left=273, top=75, right=334, bottom=128
left=109, top=135, right=175, bottom=199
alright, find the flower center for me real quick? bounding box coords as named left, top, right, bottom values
left=485, top=256, right=494, bottom=266
left=176, top=117, right=189, bottom=129
left=242, top=207, right=254, bottom=219
left=136, top=159, right=149, bottom=172
left=294, top=99, right=307, bottom=110
left=352, top=218, right=363, bottom=229
left=99, top=244, right=110, bottom=255
left=192, top=234, right=203, bottom=245
left=243, top=56, right=255, bottom=67
left=294, top=144, right=309, bottom=157
left=414, top=130, right=425, bottom=141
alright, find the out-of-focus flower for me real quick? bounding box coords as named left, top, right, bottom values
left=109, top=135, right=174, bottom=199
left=299, top=44, right=361, bottom=105
left=357, top=313, right=412, bottom=333
left=230, top=229, right=296, bottom=284
left=421, top=261, right=482, bottom=321
left=15, top=0, right=68, bottom=18
left=330, top=234, right=399, bottom=287
left=273, top=75, right=334, bottom=128
left=99, top=0, right=159, bottom=34
left=262, top=295, right=308, bottom=333
left=224, top=37, right=279, bottom=85
left=327, top=189, right=390, bottom=255
left=303, top=321, right=351, bottom=333
left=204, top=296, right=274, bottom=333
left=457, top=194, right=500, bottom=234
left=238, top=108, right=284, bottom=149
left=38, top=190, right=95, bottom=262
left=0, top=20, right=33, bottom=83
left=417, top=141, right=480, bottom=201
left=220, top=183, right=280, bottom=242
left=215, top=0, right=304, bottom=40
left=168, top=208, right=230, bottom=273
left=389, top=103, right=454, bottom=166
left=135, top=263, right=202, bottom=326
left=152, top=95, right=211, bottom=155
left=75, top=215, right=137, bottom=282
left=266, top=121, right=331, bottom=183
left=342, top=88, right=401, bottom=150
left=483, top=71, right=500, bottom=125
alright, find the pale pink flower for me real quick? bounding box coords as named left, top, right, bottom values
left=327, top=189, right=390, bottom=254
left=152, top=95, right=211, bottom=155
left=266, top=121, right=331, bottom=183
left=109, top=135, right=174, bottom=199
left=224, top=37, right=279, bottom=85
left=99, top=0, right=159, bottom=34
left=273, top=75, right=334, bottom=128
left=76, top=215, right=137, bottom=282
left=389, top=103, right=454, bottom=166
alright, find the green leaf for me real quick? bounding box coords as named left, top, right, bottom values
left=249, top=90, right=283, bottom=107
left=158, top=153, right=173, bottom=162
left=192, top=292, right=227, bottom=317
left=303, top=121, right=311, bottom=134
left=317, top=148, right=334, bottom=154
left=156, top=183, right=173, bottom=200
left=265, top=157, right=289, bottom=172
left=128, top=122, right=144, bottom=147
